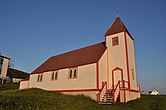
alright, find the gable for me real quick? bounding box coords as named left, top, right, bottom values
left=105, top=17, right=134, bottom=40
left=151, top=89, right=159, bottom=94
left=31, top=42, right=106, bottom=74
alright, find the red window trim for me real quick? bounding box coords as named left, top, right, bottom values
left=112, top=37, right=119, bottom=46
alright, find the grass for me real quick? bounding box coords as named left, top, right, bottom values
left=0, top=83, right=166, bottom=110
left=0, top=83, right=19, bottom=91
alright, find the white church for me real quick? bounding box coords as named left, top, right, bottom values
left=20, top=17, right=140, bottom=104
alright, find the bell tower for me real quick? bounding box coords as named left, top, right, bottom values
left=105, top=17, right=138, bottom=91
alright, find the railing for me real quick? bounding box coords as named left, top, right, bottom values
left=120, top=80, right=129, bottom=88
left=113, top=81, right=120, bottom=104
left=113, top=80, right=129, bottom=104
left=98, top=82, right=107, bottom=102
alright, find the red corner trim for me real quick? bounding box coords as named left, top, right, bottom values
left=124, top=31, right=130, bottom=89
left=106, top=49, right=109, bottom=89
left=96, top=63, right=99, bottom=89
left=124, top=89, right=126, bottom=103
left=112, top=67, right=123, bottom=89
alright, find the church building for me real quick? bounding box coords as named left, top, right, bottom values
left=20, top=17, right=140, bottom=104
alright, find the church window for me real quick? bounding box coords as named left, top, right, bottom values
left=112, top=37, right=119, bottom=46
left=69, top=67, right=77, bottom=79
left=73, top=69, right=77, bottom=78
left=131, top=69, right=134, bottom=79
left=37, top=74, right=43, bottom=82
left=69, top=69, right=72, bottom=78
left=51, top=71, right=58, bottom=80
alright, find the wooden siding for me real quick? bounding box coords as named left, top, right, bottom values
left=0, top=58, right=9, bottom=78
left=28, top=63, right=97, bottom=91
left=19, top=80, right=29, bottom=89
left=106, top=32, right=128, bottom=88
left=126, top=33, right=138, bottom=90
left=98, top=50, right=107, bottom=89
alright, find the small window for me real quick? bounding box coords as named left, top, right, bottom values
left=69, top=68, right=77, bottom=79
left=131, top=69, right=134, bottom=79
left=37, top=74, right=43, bottom=82
left=112, top=37, right=119, bottom=46
left=51, top=72, right=54, bottom=80
left=55, top=72, right=58, bottom=80
left=74, top=69, right=77, bottom=78
left=69, top=69, right=72, bottom=78
left=51, top=71, right=58, bottom=80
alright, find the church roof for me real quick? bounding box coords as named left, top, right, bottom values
left=31, top=17, right=133, bottom=74
left=32, top=42, right=106, bottom=74
left=0, top=55, right=10, bottom=60
left=105, top=17, right=134, bottom=40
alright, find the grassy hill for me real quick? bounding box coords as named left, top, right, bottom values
left=0, top=83, right=19, bottom=91
left=0, top=83, right=166, bottom=110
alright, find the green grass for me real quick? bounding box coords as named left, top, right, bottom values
left=0, top=83, right=19, bottom=91
left=0, top=83, right=166, bottom=110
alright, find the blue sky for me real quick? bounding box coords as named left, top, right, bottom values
left=0, top=0, right=166, bottom=93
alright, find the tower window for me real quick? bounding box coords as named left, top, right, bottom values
left=131, top=69, right=134, bottom=79
left=112, top=37, right=119, bottom=46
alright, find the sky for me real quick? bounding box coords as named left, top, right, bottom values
left=0, top=0, right=166, bottom=93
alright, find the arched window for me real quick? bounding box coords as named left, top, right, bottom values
left=37, top=74, right=40, bottom=81
left=68, top=68, right=78, bottom=79
left=51, top=72, right=55, bottom=80
left=74, top=69, right=77, bottom=78
left=131, top=69, right=134, bottom=79
left=51, top=71, right=58, bottom=80
left=40, top=74, right=43, bottom=81
left=69, top=69, right=72, bottom=78
left=55, top=71, right=58, bottom=80
left=37, top=74, right=43, bottom=82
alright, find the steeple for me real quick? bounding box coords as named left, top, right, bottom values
left=105, top=17, right=133, bottom=40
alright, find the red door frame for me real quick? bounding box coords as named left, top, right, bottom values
left=112, top=67, right=124, bottom=89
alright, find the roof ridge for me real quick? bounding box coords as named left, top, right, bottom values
left=50, top=41, right=105, bottom=58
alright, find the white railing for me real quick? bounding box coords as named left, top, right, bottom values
left=120, top=80, right=129, bottom=88
left=113, top=81, right=120, bottom=104
left=98, top=82, right=107, bottom=102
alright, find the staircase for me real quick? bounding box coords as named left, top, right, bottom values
left=99, top=80, right=129, bottom=104
left=101, top=89, right=114, bottom=104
